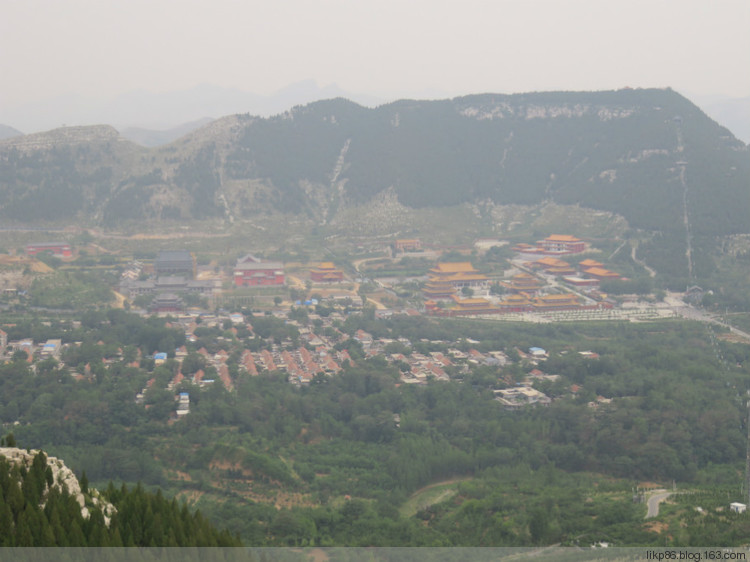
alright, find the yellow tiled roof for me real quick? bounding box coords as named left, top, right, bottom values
left=431, top=262, right=477, bottom=274
left=584, top=267, right=619, bottom=277
left=545, top=235, right=581, bottom=242
left=534, top=256, right=570, bottom=267
left=536, top=293, right=580, bottom=302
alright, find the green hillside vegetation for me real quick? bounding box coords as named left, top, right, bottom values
left=3, top=311, right=750, bottom=545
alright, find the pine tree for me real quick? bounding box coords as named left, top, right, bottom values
left=46, top=498, right=68, bottom=547
left=15, top=505, right=35, bottom=546
left=0, top=497, right=14, bottom=546
left=66, top=518, right=87, bottom=547
left=5, top=470, right=24, bottom=519
left=110, top=526, right=124, bottom=547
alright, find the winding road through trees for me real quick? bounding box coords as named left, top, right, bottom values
left=646, top=490, right=673, bottom=519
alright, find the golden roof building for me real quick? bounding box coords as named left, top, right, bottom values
left=537, top=235, right=585, bottom=254
left=310, top=262, right=344, bottom=282
left=501, top=272, right=544, bottom=294
left=423, top=261, right=488, bottom=300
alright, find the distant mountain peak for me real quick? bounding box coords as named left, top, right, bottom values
left=0, top=124, right=124, bottom=152
left=0, top=124, right=23, bottom=140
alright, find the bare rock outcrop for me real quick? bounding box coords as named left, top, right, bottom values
left=0, top=447, right=116, bottom=524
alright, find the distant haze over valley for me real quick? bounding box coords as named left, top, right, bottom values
left=0, top=81, right=386, bottom=141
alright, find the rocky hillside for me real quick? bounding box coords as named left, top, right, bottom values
left=1, top=88, right=748, bottom=264
left=0, top=446, right=114, bottom=522
left=0, top=445, right=240, bottom=546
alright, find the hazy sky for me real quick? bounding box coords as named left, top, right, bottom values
left=2, top=0, right=749, bottom=107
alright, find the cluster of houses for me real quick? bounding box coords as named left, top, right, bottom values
left=3, top=302, right=613, bottom=422
left=0, top=330, right=63, bottom=363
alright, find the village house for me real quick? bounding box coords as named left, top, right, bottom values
left=526, top=368, right=560, bottom=383
left=176, top=393, right=190, bottom=417
left=494, top=387, right=551, bottom=410
left=40, top=339, right=62, bottom=358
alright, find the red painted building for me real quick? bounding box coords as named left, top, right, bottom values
left=26, top=242, right=73, bottom=258
left=233, top=254, right=285, bottom=287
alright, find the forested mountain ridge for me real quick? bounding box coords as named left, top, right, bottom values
left=1, top=88, right=747, bottom=248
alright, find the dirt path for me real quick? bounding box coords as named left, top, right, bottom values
left=401, top=477, right=472, bottom=517
left=112, top=291, right=127, bottom=309
left=95, top=231, right=232, bottom=240
left=409, top=477, right=469, bottom=498
left=631, top=242, right=657, bottom=278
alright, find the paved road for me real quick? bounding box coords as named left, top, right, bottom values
left=646, top=491, right=672, bottom=519
left=669, top=303, right=750, bottom=343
